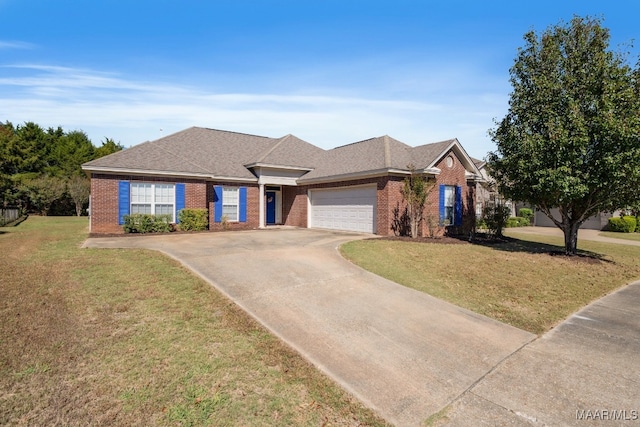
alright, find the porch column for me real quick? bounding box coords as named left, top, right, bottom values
left=259, top=183, right=265, bottom=228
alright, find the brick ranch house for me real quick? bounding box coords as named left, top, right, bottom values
left=82, top=127, right=483, bottom=236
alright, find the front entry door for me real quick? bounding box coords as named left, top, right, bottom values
left=266, top=191, right=276, bottom=225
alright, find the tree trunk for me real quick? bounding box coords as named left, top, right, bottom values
left=562, top=222, right=579, bottom=255
left=409, top=205, right=418, bottom=238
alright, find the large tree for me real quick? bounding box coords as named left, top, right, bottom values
left=488, top=16, right=640, bottom=255
left=0, top=121, right=123, bottom=213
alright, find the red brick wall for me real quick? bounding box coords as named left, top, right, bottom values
left=287, top=169, right=475, bottom=237
left=295, top=176, right=399, bottom=235
left=90, top=158, right=476, bottom=236
left=380, top=176, right=407, bottom=236
left=282, top=186, right=308, bottom=227
left=420, top=149, right=476, bottom=236
left=90, top=174, right=211, bottom=234
left=186, top=181, right=207, bottom=209
left=90, top=174, right=121, bottom=234
left=208, top=182, right=260, bottom=231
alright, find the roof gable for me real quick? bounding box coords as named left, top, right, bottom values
left=249, top=134, right=325, bottom=170
left=298, top=136, right=413, bottom=182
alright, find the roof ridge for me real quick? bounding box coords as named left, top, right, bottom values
left=383, top=135, right=392, bottom=168
left=329, top=136, right=381, bottom=150
left=253, top=134, right=292, bottom=163
left=198, top=126, right=273, bottom=140
left=418, top=138, right=456, bottom=147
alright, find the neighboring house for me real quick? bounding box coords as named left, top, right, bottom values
left=471, top=158, right=516, bottom=218
left=471, top=158, right=613, bottom=230
left=531, top=208, right=613, bottom=230
left=82, top=127, right=483, bottom=236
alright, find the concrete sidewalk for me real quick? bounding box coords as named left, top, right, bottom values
left=84, top=229, right=535, bottom=426
left=438, top=281, right=640, bottom=426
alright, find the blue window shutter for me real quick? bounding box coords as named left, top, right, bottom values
left=438, top=184, right=445, bottom=224
left=175, top=183, right=185, bottom=223
left=239, top=187, right=247, bottom=222
left=214, top=186, right=223, bottom=223
left=455, top=186, right=463, bottom=226
left=118, top=181, right=130, bottom=225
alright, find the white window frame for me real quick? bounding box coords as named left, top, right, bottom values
left=222, top=187, right=239, bottom=222
left=130, top=182, right=175, bottom=222
left=444, top=185, right=455, bottom=225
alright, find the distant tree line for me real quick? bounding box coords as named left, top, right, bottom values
left=0, top=121, right=123, bottom=216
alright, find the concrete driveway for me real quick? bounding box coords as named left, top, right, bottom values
left=84, top=228, right=535, bottom=426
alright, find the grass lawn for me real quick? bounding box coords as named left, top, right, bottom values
left=341, top=230, right=640, bottom=335
left=598, top=231, right=640, bottom=242
left=0, top=217, right=389, bottom=426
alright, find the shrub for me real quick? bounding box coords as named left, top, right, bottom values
left=123, top=214, right=173, bottom=233
left=518, top=208, right=534, bottom=222
left=608, top=216, right=637, bottom=233
left=178, top=208, right=209, bottom=231
left=506, top=216, right=530, bottom=228
left=482, top=204, right=511, bottom=237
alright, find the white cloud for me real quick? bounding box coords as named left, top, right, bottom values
left=0, top=40, right=35, bottom=50
left=0, top=64, right=504, bottom=158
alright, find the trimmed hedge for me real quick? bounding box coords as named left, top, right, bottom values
left=123, top=214, right=173, bottom=234
left=506, top=216, right=530, bottom=228
left=608, top=216, right=637, bottom=233
left=178, top=208, right=209, bottom=231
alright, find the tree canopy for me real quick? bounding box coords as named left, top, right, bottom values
left=0, top=121, right=123, bottom=215
left=488, top=16, right=640, bottom=255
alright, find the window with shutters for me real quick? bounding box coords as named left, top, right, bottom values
left=443, top=185, right=455, bottom=225
left=222, top=187, right=239, bottom=221
left=130, top=183, right=175, bottom=221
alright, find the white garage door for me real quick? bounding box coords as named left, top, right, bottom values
left=309, top=186, right=377, bottom=233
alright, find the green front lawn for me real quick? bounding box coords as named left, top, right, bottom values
left=341, top=232, right=640, bottom=335
left=0, top=217, right=389, bottom=426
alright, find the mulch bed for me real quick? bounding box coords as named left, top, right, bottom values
left=377, top=235, right=470, bottom=244
left=377, top=232, right=512, bottom=245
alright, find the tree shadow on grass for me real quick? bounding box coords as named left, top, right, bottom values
left=460, top=233, right=609, bottom=263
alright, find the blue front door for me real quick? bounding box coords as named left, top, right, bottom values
left=266, top=191, right=276, bottom=224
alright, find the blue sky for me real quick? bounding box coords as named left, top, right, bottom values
left=1, top=1, right=638, bottom=159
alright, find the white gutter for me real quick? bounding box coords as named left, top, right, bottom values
left=297, top=168, right=411, bottom=185
left=81, top=166, right=259, bottom=182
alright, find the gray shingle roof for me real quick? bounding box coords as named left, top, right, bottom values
left=83, top=127, right=474, bottom=182
left=411, top=139, right=456, bottom=169
left=297, top=136, right=413, bottom=181
left=84, top=127, right=274, bottom=179
left=470, top=157, right=485, bottom=168
left=297, top=137, right=461, bottom=182
left=251, top=134, right=325, bottom=169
